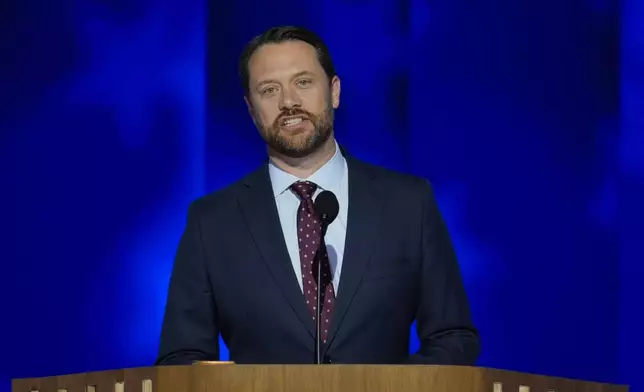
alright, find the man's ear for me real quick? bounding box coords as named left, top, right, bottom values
left=330, top=75, right=341, bottom=109
left=244, top=96, right=260, bottom=128
left=244, top=96, right=252, bottom=113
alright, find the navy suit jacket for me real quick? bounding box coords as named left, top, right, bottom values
left=156, top=150, right=480, bottom=365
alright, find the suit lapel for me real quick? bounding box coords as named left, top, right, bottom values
left=326, top=155, right=384, bottom=347
left=237, top=165, right=316, bottom=339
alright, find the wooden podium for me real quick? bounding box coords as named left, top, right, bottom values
left=12, top=363, right=628, bottom=392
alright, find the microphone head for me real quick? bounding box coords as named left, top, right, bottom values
left=314, top=190, right=339, bottom=225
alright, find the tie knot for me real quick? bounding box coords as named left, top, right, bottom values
left=290, top=181, right=318, bottom=201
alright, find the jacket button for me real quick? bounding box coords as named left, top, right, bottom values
left=323, top=355, right=332, bottom=364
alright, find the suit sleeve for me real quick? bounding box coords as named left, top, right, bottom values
left=405, top=180, right=481, bottom=365
left=156, top=201, right=220, bottom=365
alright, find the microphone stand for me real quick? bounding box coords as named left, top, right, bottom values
left=314, top=216, right=330, bottom=365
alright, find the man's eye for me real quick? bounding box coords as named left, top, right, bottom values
left=261, top=87, right=277, bottom=95
left=297, top=79, right=312, bottom=87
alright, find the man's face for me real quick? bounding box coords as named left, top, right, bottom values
left=245, top=40, right=341, bottom=158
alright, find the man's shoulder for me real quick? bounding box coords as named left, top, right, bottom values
left=348, top=157, right=439, bottom=222
left=349, top=156, right=432, bottom=195
left=187, top=164, right=266, bottom=215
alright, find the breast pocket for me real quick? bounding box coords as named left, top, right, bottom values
left=361, top=259, right=417, bottom=282
left=358, top=258, right=419, bottom=309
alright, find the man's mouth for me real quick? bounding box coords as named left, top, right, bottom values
left=281, top=116, right=307, bottom=127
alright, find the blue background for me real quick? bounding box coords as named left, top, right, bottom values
left=2, top=0, right=641, bottom=391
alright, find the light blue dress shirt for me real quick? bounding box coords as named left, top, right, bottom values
left=268, top=140, right=349, bottom=293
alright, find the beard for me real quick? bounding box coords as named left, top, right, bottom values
left=254, top=102, right=334, bottom=159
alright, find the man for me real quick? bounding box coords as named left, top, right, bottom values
left=156, top=26, right=479, bottom=365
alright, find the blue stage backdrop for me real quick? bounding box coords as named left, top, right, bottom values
left=619, top=0, right=644, bottom=388
left=2, top=0, right=638, bottom=392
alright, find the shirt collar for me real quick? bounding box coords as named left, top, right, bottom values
left=268, top=139, right=345, bottom=198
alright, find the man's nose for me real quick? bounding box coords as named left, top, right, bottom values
left=279, top=87, right=301, bottom=110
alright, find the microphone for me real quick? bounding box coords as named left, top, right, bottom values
left=312, top=190, right=339, bottom=364
left=315, top=191, right=339, bottom=235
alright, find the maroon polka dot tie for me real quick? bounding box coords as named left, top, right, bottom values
left=290, top=181, right=335, bottom=343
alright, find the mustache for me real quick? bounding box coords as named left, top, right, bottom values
left=276, top=108, right=313, bottom=122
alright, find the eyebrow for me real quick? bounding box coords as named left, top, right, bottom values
left=256, top=71, right=315, bottom=89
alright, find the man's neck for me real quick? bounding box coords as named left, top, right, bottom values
left=269, top=138, right=337, bottom=179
